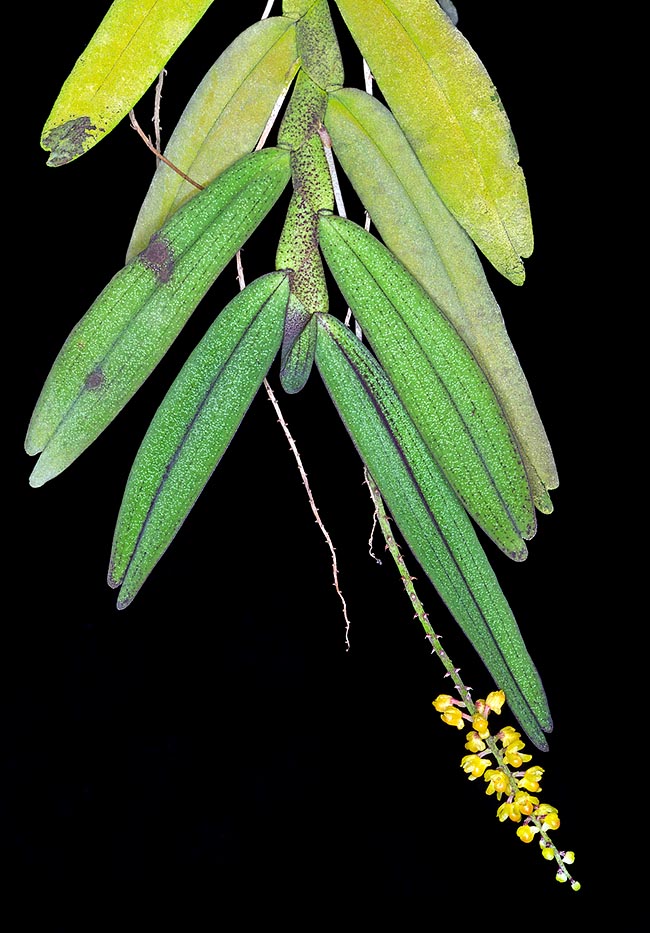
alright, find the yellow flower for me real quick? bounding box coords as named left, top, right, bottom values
left=503, top=743, right=533, bottom=768
left=540, top=844, right=555, bottom=861
left=432, top=694, right=455, bottom=712
left=516, top=823, right=538, bottom=843
left=464, top=731, right=487, bottom=752
left=485, top=690, right=506, bottom=713
left=534, top=803, right=558, bottom=818
left=461, top=754, right=491, bottom=780
left=513, top=790, right=538, bottom=816
left=497, top=801, right=521, bottom=823
left=441, top=707, right=465, bottom=729
left=518, top=766, right=545, bottom=793
left=472, top=713, right=490, bottom=738
left=497, top=726, right=522, bottom=747
left=483, top=769, right=512, bottom=799
left=544, top=814, right=560, bottom=830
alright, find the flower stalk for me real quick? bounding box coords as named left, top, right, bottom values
left=364, top=468, right=580, bottom=892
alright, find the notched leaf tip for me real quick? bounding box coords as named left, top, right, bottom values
left=42, top=116, right=97, bottom=166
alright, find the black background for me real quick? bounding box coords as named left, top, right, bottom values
left=9, top=1, right=613, bottom=921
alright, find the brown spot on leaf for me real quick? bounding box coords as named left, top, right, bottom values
left=141, top=234, right=175, bottom=284
left=84, top=368, right=104, bottom=390
left=42, top=116, right=97, bottom=167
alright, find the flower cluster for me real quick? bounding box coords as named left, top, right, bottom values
left=432, top=690, right=580, bottom=890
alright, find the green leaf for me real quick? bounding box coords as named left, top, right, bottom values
left=109, top=272, right=289, bottom=608
left=332, top=0, right=533, bottom=284
left=319, top=213, right=535, bottom=561
left=25, top=148, right=291, bottom=486
left=41, top=0, right=216, bottom=166
left=324, top=88, right=557, bottom=511
left=315, top=313, right=552, bottom=750
left=127, top=15, right=299, bottom=258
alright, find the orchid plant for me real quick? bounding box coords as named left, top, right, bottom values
left=25, top=0, right=579, bottom=889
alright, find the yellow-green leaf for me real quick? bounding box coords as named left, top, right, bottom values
left=127, top=15, right=299, bottom=258
left=333, top=0, right=533, bottom=284
left=41, top=0, right=215, bottom=166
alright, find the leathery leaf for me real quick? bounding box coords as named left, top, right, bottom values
left=109, top=272, right=290, bottom=609
left=315, top=313, right=552, bottom=750
left=41, top=0, right=215, bottom=166
left=324, top=88, right=557, bottom=512
left=332, top=0, right=533, bottom=284
left=25, top=147, right=291, bottom=487
left=128, top=16, right=299, bottom=258
left=318, top=213, right=535, bottom=561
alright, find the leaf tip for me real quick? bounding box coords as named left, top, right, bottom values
left=41, top=116, right=97, bottom=166
left=28, top=456, right=58, bottom=488
left=106, top=563, right=122, bottom=591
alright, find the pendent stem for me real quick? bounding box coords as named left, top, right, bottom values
left=363, top=467, right=473, bottom=704
left=363, top=467, right=579, bottom=888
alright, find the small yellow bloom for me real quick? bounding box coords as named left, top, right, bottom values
left=497, top=726, right=522, bottom=747
left=518, top=766, right=545, bottom=793
left=484, top=768, right=512, bottom=799
left=461, top=754, right=491, bottom=780
left=441, top=707, right=465, bottom=729
left=516, top=823, right=538, bottom=843
left=542, top=812, right=561, bottom=831
left=533, top=802, right=560, bottom=830
left=485, top=690, right=506, bottom=713
left=464, top=731, right=486, bottom=753
left=472, top=713, right=490, bottom=738
left=432, top=694, right=455, bottom=712
left=541, top=844, right=555, bottom=860
left=497, top=801, right=521, bottom=823
left=534, top=803, right=558, bottom=817
left=562, top=851, right=576, bottom=865
left=503, top=744, right=532, bottom=768
left=513, top=790, right=538, bottom=816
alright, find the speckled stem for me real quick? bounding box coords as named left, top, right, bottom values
left=275, top=1, right=343, bottom=391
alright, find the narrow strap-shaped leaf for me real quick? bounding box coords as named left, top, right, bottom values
left=315, top=313, right=552, bottom=750
left=332, top=0, right=533, bottom=284
left=319, top=213, right=535, bottom=560
left=26, top=148, right=291, bottom=486
left=324, top=88, right=557, bottom=512
left=128, top=16, right=299, bottom=258
left=109, top=272, right=289, bottom=608
left=41, top=0, right=215, bottom=166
